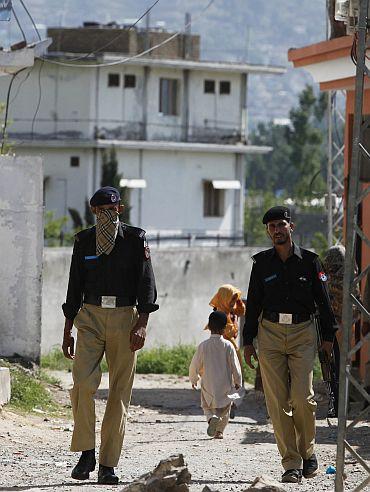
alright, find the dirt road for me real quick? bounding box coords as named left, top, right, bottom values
left=0, top=372, right=369, bottom=491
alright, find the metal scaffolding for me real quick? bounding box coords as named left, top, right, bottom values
left=335, top=0, right=370, bottom=490
left=327, top=90, right=345, bottom=246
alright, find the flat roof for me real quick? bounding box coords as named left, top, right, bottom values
left=46, top=52, right=286, bottom=75
left=288, top=36, right=353, bottom=68
left=102, top=56, right=286, bottom=75
left=12, top=138, right=272, bottom=154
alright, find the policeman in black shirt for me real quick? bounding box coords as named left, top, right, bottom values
left=243, top=206, right=336, bottom=484
left=62, top=186, right=158, bottom=485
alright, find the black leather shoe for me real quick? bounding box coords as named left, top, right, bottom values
left=71, top=449, right=96, bottom=480
left=303, top=453, right=318, bottom=478
left=98, top=465, right=119, bottom=485
left=282, top=469, right=302, bottom=483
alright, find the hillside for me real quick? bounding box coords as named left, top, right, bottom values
left=4, top=0, right=327, bottom=124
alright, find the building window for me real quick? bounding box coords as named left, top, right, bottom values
left=159, top=78, right=179, bottom=115
left=219, top=81, right=231, bottom=95
left=70, top=156, right=80, bottom=167
left=108, top=73, right=120, bottom=87
left=203, top=181, right=224, bottom=217
left=204, top=80, right=215, bottom=94
left=124, top=74, right=136, bottom=88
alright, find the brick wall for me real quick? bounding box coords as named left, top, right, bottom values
left=47, top=27, right=200, bottom=60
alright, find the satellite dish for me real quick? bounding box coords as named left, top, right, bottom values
left=0, top=0, right=12, bottom=22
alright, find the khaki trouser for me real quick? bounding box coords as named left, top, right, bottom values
left=202, top=397, right=231, bottom=434
left=257, top=318, right=317, bottom=470
left=70, top=304, right=139, bottom=467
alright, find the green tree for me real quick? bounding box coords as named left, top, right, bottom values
left=246, top=85, right=327, bottom=199
left=101, top=146, right=131, bottom=223
left=244, top=190, right=276, bottom=246
left=287, top=86, right=327, bottom=199
left=44, top=211, right=71, bottom=246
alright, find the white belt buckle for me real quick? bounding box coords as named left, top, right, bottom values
left=101, top=296, right=116, bottom=308
left=279, top=313, right=293, bottom=324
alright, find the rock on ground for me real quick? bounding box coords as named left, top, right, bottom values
left=121, top=454, right=191, bottom=491
left=244, top=475, right=287, bottom=491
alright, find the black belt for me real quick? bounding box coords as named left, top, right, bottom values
left=263, top=310, right=311, bottom=324
left=84, top=294, right=136, bottom=307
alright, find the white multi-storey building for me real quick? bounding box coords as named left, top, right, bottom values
left=0, top=24, right=285, bottom=242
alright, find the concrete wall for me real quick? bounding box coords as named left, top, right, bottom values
left=0, top=156, right=43, bottom=361
left=41, top=246, right=262, bottom=354
left=47, top=28, right=200, bottom=61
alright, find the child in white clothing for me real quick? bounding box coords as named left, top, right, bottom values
left=189, top=311, right=242, bottom=439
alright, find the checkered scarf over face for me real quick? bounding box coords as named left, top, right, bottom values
left=96, top=209, right=119, bottom=256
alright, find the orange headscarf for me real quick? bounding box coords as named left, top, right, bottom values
left=207, top=284, right=245, bottom=341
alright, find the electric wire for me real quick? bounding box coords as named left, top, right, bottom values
left=1, top=68, right=28, bottom=154
left=9, top=66, right=33, bottom=105
left=31, top=59, right=44, bottom=139
left=38, top=0, right=216, bottom=69
left=18, top=0, right=42, bottom=40
left=351, top=33, right=358, bottom=66
left=11, top=5, right=27, bottom=43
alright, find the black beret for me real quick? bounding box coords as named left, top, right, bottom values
left=209, top=310, right=227, bottom=328
left=90, top=186, right=121, bottom=207
left=262, top=206, right=291, bottom=225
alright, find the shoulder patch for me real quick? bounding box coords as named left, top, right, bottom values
left=318, top=271, right=328, bottom=282
left=144, top=240, right=151, bottom=260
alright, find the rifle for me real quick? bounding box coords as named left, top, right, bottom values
left=313, top=314, right=339, bottom=418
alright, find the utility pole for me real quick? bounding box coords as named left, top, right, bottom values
left=184, top=12, right=192, bottom=59
left=335, top=1, right=370, bottom=490
left=145, top=10, right=150, bottom=52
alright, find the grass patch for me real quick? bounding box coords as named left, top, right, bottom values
left=136, top=345, right=196, bottom=376
left=0, top=360, right=60, bottom=413
left=41, top=345, right=324, bottom=387
left=313, top=356, right=322, bottom=381
left=41, top=348, right=73, bottom=371
left=42, top=345, right=196, bottom=377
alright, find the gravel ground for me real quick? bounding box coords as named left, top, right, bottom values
left=0, top=372, right=369, bottom=491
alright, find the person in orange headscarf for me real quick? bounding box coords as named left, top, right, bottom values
left=208, top=284, right=246, bottom=368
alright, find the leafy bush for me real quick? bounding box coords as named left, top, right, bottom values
left=0, top=360, right=59, bottom=413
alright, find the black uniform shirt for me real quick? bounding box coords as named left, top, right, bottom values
left=62, top=222, right=159, bottom=321
left=243, top=243, right=337, bottom=345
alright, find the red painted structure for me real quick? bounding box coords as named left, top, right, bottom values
left=289, top=37, right=370, bottom=377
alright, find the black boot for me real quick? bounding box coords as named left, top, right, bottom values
left=71, top=449, right=96, bottom=480
left=303, top=453, right=319, bottom=478
left=282, top=469, right=302, bottom=483
left=98, top=465, right=119, bottom=485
